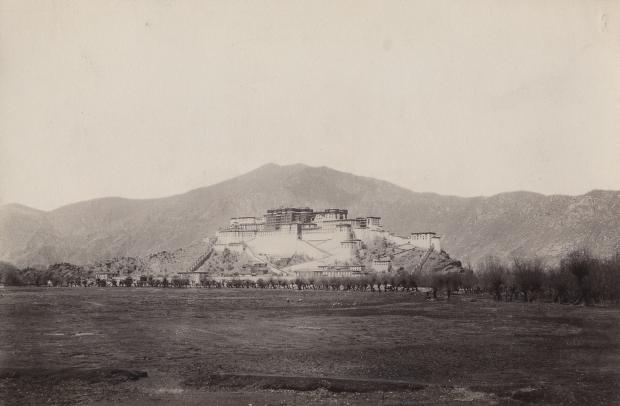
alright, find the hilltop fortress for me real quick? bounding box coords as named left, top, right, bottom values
left=214, top=207, right=442, bottom=278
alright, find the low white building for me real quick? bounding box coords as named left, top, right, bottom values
left=294, top=265, right=367, bottom=278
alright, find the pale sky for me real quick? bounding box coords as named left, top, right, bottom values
left=1, top=0, right=619, bottom=210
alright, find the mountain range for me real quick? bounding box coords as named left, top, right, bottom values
left=1, top=163, right=619, bottom=268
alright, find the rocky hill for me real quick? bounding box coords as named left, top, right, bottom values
left=1, top=163, right=619, bottom=268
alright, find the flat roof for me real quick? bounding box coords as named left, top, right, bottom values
left=266, top=207, right=313, bottom=212
left=318, top=265, right=365, bottom=269
left=220, top=228, right=258, bottom=232
left=321, top=219, right=354, bottom=223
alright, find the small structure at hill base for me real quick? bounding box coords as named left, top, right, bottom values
left=241, top=262, right=269, bottom=275
left=294, top=265, right=366, bottom=278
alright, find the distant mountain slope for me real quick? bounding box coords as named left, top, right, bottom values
left=1, top=163, right=619, bottom=267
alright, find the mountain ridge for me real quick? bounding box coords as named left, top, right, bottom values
left=1, top=163, right=619, bottom=268
left=3, top=163, right=617, bottom=213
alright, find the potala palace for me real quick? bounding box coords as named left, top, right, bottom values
left=212, top=207, right=442, bottom=278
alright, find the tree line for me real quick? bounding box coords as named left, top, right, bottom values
left=474, top=249, right=620, bottom=305
left=1, top=249, right=618, bottom=304
left=191, top=248, right=620, bottom=305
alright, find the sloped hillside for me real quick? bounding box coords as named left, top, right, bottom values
left=356, top=237, right=462, bottom=274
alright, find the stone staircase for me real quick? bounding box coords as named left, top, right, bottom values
left=241, top=242, right=284, bottom=276
left=417, top=247, right=435, bottom=272
left=188, top=248, right=214, bottom=273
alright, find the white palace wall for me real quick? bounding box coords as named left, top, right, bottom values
left=386, top=234, right=410, bottom=246
left=217, top=225, right=299, bottom=246
left=215, top=209, right=443, bottom=267
left=431, top=236, right=441, bottom=252
left=352, top=228, right=389, bottom=243
left=300, top=228, right=337, bottom=241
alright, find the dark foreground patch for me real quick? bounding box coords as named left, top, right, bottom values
left=0, top=368, right=147, bottom=385
left=0, top=368, right=149, bottom=405
left=186, top=372, right=426, bottom=393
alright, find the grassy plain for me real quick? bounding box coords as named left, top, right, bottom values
left=0, top=288, right=618, bottom=405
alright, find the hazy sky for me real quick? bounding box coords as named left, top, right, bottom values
left=1, top=0, right=619, bottom=210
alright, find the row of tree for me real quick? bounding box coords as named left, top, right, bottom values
left=474, top=249, right=620, bottom=305
left=195, top=272, right=420, bottom=292
left=191, top=249, right=620, bottom=305
left=2, top=249, right=618, bottom=304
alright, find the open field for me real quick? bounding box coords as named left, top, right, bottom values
left=0, top=288, right=619, bottom=405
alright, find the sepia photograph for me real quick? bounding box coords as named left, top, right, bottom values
left=1, top=1, right=619, bottom=405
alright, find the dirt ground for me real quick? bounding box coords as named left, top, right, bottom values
left=0, top=287, right=618, bottom=405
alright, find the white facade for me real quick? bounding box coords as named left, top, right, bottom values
left=366, top=217, right=382, bottom=229
left=410, top=232, right=441, bottom=251
left=340, top=239, right=362, bottom=249
left=372, top=259, right=392, bottom=273
left=431, top=235, right=442, bottom=252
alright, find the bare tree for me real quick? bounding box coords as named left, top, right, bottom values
left=512, top=257, right=545, bottom=302
left=561, top=249, right=595, bottom=305
left=478, top=256, right=506, bottom=301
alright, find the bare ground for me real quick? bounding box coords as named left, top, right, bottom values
left=0, top=287, right=618, bottom=405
